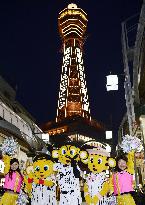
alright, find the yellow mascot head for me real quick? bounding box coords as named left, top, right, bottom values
left=33, top=154, right=54, bottom=179
left=52, top=143, right=80, bottom=165
left=80, top=147, right=116, bottom=173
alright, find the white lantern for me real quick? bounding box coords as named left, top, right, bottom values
left=42, top=133, right=49, bottom=142
left=106, top=75, right=118, bottom=91
left=106, top=131, right=112, bottom=139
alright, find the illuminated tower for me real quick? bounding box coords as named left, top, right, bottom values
left=57, top=3, right=91, bottom=122
left=42, top=3, right=105, bottom=146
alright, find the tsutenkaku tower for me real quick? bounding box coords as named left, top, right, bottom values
left=56, top=3, right=91, bottom=122
left=41, top=3, right=105, bottom=145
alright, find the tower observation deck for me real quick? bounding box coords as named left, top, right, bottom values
left=57, top=3, right=91, bottom=122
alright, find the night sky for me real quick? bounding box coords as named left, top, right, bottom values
left=0, top=0, right=143, bottom=140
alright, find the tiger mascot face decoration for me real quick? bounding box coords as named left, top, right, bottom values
left=33, top=156, right=54, bottom=179
left=52, top=144, right=80, bottom=165
left=80, top=147, right=116, bottom=173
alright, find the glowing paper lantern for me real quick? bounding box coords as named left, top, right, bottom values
left=42, top=133, right=49, bottom=142
left=106, top=75, right=118, bottom=91
left=106, top=131, right=112, bottom=139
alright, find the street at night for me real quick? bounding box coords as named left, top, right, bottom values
left=0, top=0, right=145, bottom=204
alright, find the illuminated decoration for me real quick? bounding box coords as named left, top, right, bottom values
left=59, top=4, right=87, bottom=22
left=48, top=126, right=68, bottom=136
left=57, top=3, right=91, bottom=122
left=68, top=134, right=93, bottom=142
left=59, top=10, right=87, bottom=21
left=106, top=74, right=118, bottom=91
left=42, top=3, right=105, bottom=147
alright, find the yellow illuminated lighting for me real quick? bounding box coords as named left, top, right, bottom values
left=59, top=10, right=87, bottom=21
left=59, top=7, right=87, bottom=16
left=63, top=27, right=82, bottom=36
left=64, top=30, right=82, bottom=38
left=62, top=24, right=84, bottom=32
left=63, top=28, right=82, bottom=36
left=60, top=19, right=87, bottom=27
left=48, top=126, right=67, bottom=136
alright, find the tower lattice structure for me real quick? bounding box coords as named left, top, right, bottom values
left=57, top=3, right=91, bottom=122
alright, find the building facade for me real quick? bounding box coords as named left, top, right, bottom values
left=0, top=75, right=46, bottom=187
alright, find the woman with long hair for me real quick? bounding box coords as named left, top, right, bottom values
left=110, top=151, right=136, bottom=205
left=0, top=156, right=23, bottom=205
